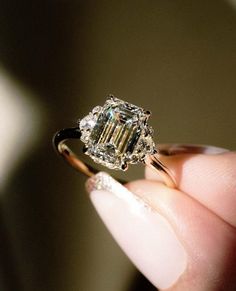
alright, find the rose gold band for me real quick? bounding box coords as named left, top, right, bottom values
left=56, top=139, right=177, bottom=186
left=54, top=128, right=227, bottom=188
left=144, top=154, right=176, bottom=188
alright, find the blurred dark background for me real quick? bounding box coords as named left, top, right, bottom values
left=0, top=1, right=236, bottom=290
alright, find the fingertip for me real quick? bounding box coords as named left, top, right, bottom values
left=145, top=151, right=236, bottom=227
left=88, top=173, right=187, bottom=289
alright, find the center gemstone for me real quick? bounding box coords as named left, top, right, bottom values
left=80, top=96, right=155, bottom=170
left=91, top=105, right=141, bottom=155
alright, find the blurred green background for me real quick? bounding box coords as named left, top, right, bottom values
left=0, top=1, right=236, bottom=290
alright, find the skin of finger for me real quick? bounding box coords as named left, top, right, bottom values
left=126, top=180, right=236, bottom=291
left=145, top=152, right=236, bottom=227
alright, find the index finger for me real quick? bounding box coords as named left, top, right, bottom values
left=146, top=150, right=236, bottom=227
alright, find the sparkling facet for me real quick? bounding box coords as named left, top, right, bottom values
left=79, top=96, right=156, bottom=170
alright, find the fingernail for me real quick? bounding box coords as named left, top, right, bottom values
left=158, top=144, right=229, bottom=156
left=86, top=172, right=187, bottom=289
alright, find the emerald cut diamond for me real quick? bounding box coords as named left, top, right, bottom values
left=79, top=96, right=156, bottom=170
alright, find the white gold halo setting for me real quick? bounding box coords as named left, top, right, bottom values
left=79, top=95, right=156, bottom=171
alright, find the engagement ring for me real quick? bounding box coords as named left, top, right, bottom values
left=53, top=95, right=176, bottom=187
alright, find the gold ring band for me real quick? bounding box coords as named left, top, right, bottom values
left=53, top=127, right=177, bottom=187
left=53, top=96, right=227, bottom=188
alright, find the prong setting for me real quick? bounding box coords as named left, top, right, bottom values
left=121, top=162, right=128, bottom=171
left=83, top=145, right=88, bottom=154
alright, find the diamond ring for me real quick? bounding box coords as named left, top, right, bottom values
left=53, top=95, right=176, bottom=187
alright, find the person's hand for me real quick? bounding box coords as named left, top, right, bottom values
left=86, top=148, right=236, bottom=290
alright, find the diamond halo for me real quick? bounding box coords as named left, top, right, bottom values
left=79, top=95, right=156, bottom=170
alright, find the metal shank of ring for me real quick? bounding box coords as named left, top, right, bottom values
left=144, top=155, right=176, bottom=188
left=53, top=127, right=177, bottom=187
left=53, top=127, right=99, bottom=178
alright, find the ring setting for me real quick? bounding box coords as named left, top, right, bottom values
left=53, top=95, right=177, bottom=188
left=79, top=95, right=156, bottom=171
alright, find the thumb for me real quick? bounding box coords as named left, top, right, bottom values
left=86, top=172, right=236, bottom=290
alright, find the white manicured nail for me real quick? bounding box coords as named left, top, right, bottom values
left=86, top=172, right=187, bottom=289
